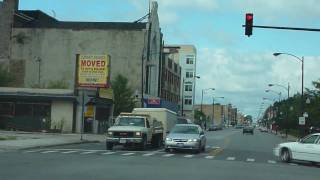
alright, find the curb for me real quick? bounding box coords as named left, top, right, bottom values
left=20, top=140, right=101, bottom=150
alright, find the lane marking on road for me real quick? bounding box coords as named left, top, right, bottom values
left=61, top=151, right=78, bottom=154
left=209, top=147, right=223, bottom=156
left=184, top=155, right=194, bottom=158
left=226, top=157, right=235, bottom=161
left=162, top=154, right=175, bottom=157
left=246, top=158, right=255, bottom=162
left=101, top=152, right=116, bottom=155
left=142, top=153, right=155, bottom=156
left=267, top=160, right=277, bottom=164
left=205, top=156, right=215, bottom=159
left=121, top=152, right=135, bottom=156
left=41, top=150, right=58, bottom=154
left=24, top=150, right=42, bottom=153
left=44, top=149, right=107, bottom=152
left=80, top=151, right=96, bottom=155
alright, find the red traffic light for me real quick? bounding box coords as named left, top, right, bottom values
left=245, top=13, right=253, bottom=36
left=246, top=14, right=253, bottom=21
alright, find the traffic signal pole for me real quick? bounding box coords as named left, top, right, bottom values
left=242, top=25, right=320, bottom=32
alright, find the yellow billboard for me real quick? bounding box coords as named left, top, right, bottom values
left=77, top=54, right=110, bottom=88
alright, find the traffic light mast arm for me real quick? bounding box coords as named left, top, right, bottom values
left=242, top=25, right=320, bottom=32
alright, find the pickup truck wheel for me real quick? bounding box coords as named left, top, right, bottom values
left=106, top=142, right=113, bottom=150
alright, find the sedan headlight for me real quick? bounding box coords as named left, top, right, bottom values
left=107, top=131, right=113, bottom=136
left=135, top=132, right=141, bottom=136
left=166, top=137, right=172, bottom=141
left=188, top=139, right=199, bottom=142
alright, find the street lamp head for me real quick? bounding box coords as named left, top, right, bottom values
left=210, top=88, right=215, bottom=90
left=195, top=76, right=200, bottom=79
left=265, top=90, right=270, bottom=92
left=268, top=84, right=274, bottom=87
left=273, top=53, right=282, bottom=56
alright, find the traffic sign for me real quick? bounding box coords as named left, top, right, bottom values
left=298, top=117, right=305, bottom=125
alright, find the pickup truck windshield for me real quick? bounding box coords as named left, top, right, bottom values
left=114, top=117, right=145, bottom=127
left=171, top=126, right=199, bottom=134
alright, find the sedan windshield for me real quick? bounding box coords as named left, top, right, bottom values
left=114, top=117, right=145, bottom=127
left=171, top=126, right=199, bottom=134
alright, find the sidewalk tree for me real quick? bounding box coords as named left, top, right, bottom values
left=194, top=110, right=207, bottom=125
left=111, top=74, right=135, bottom=116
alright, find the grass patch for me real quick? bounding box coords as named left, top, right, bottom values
left=0, top=136, right=17, bottom=140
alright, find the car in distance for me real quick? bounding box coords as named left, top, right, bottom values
left=273, top=133, right=320, bottom=164
left=208, top=125, right=219, bottom=131
left=235, top=125, right=244, bottom=129
left=258, top=126, right=268, bottom=132
left=243, top=126, right=254, bottom=135
left=165, top=124, right=206, bottom=154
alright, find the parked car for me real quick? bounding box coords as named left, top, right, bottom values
left=243, top=126, right=254, bottom=135
left=208, top=125, right=222, bottom=131
left=165, top=124, right=206, bottom=154
left=273, top=133, right=320, bottom=164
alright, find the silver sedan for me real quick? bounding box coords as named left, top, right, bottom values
left=165, top=124, right=206, bottom=153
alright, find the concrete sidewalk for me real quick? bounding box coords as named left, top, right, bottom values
left=0, top=130, right=106, bottom=151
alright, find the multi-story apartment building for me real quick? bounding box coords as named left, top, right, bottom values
left=164, top=45, right=197, bottom=119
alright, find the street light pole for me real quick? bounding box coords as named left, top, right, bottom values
left=273, top=52, right=305, bottom=136
left=200, top=88, right=215, bottom=113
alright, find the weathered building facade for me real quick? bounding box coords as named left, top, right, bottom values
left=0, top=0, right=163, bottom=133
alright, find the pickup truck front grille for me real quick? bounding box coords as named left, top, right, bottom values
left=113, top=132, right=134, bottom=138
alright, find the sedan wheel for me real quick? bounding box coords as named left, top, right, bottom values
left=280, top=149, right=291, bottom=163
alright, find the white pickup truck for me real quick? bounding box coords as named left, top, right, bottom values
left=106, top=108, right=177, bottom=150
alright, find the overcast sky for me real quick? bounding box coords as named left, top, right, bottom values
left=19, top=0, right=320, bottom=119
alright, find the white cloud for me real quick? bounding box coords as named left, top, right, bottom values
left=230, top=0, right=320, bottom=23
left=195, top=48, right=320, bottom=117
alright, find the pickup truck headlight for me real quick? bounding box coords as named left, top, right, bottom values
left=107, top=131, right=113, bottom=136
left=188, top=139, right=199, bottom=142
left=135, top=132, right=141, bottom=136
left=166, top=138, right=172, bottom=141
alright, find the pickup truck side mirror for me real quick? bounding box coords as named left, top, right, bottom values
left=200, top=131, right=204, bottom=135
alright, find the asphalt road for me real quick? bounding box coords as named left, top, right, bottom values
left=1, top=128, right=319, bottom=180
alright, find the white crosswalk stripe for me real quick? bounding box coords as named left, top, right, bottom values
left=205, top=156, right=215, bottom=159
left=61, top=151, right=78, bottom=154
left=101, top=152, right=116, bottom=155
left=162, top=154, right=175, bottom=157
left=41, top=150, right=58, bottom=154
left=289, top=163, right=298, bottom=166
left=267, top=160, right=277, bottom=164
left=246, top=158, right=255, bottom=162
left=80, top=151, right=96, bottom=155
left=24, top=150, right=41, bottom=153
left=184, top=155, right=194, bottom=158
left=121, top=152, right=135, bottom=156
left=226, top=157, right=236, bottom=161
left=142, top=153, right=155, bottom=156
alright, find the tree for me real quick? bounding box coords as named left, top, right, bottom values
left=194, top=110, right=207, bottom=126
left=0, top=65, right=14, bottom=87
left=112, top=74, right=136, bottom=116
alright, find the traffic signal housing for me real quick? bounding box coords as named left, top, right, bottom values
left=245, top=13, right=253, bottom=36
